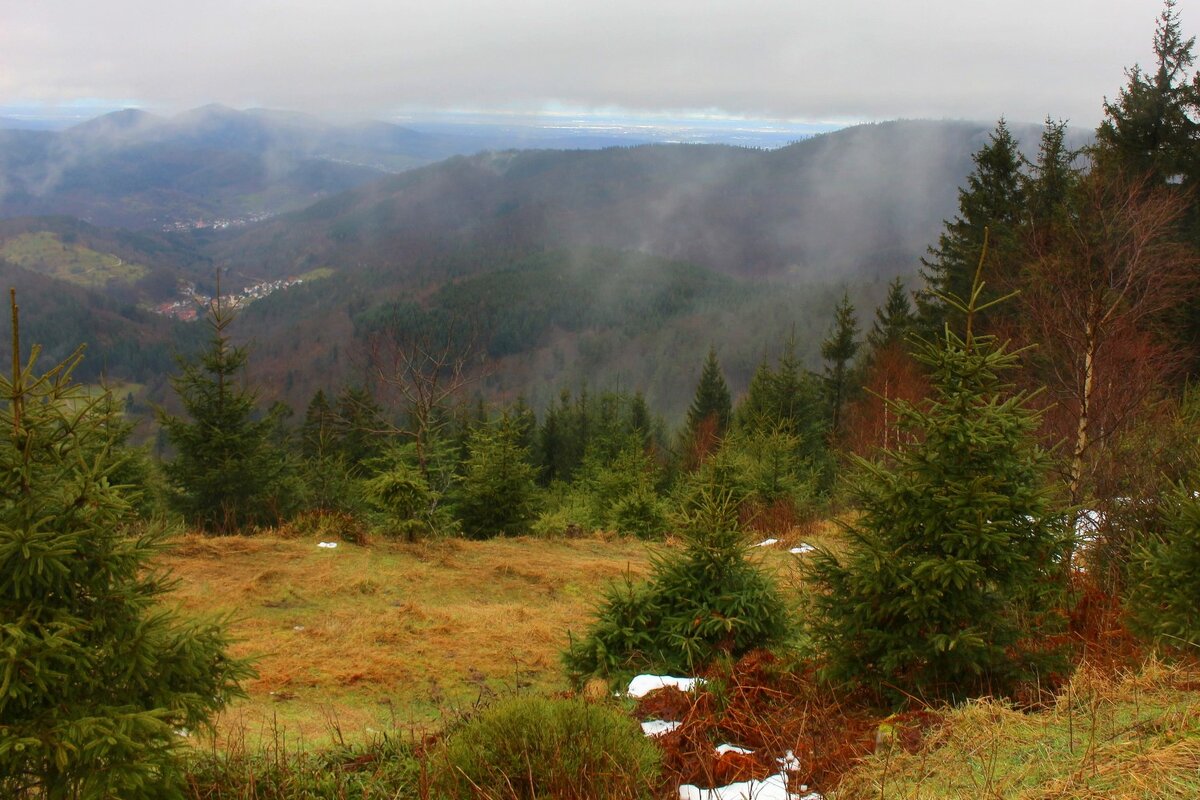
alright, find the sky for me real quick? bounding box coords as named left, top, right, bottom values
left=0, top=0, right=1177, bottom=128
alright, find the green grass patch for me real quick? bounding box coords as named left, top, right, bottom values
left=0, top=231, right=148, bottom=286
left=299, top=267, right=335, bottom=281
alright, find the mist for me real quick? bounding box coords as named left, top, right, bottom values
left=3, top=0, right=1162, bottom=127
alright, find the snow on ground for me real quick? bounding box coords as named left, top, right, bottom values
left=627, top=674, right=706, bottom=697
left=715, top=744, right=754, bottom=755
left=642, top=719, right=682, bottom=737
left=752, top=538, right=779, bottom=548
left=317, top=541, right=338, bottom=549
left=678, top=773, right=822, bottom=800
left=789, top=544, right=815, bottom=555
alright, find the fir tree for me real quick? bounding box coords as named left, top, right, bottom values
left=158, top=293, right=287, bottom=534
left=683, top=348, right=733, bottom=469
left=866, top=278, right=916, bottom=354
left=917, top=119, right=1026, bottom=333
left=1096, top=0, right=1199, bottom=187
left=456, top=416, right=540, bottom=538
left=0, top=293, right=251, bottom=798
left=300, top=389, right=337, bottom=459
left=1024, top=118, right=1081, bottom=233
left=1128, top=483, right=1200, bottom=647
left=686, top=346, right=732, bottom=438
left=335, top=386, right=387, bottom=466
left=807, top=261, right=1070, bottom=702
left=565, top=483, right=789, bottom=681
left=821, top=292, right=860, bottom=437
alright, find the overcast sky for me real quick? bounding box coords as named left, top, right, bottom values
left=0, top=0, right=1179, bottom=126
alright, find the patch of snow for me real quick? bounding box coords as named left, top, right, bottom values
left=789, top=544, right=815, bottom=555
left=292, top=625, right=305, bottom=632
left=752, top=538, right=779, bottom=548
left=641, top=719, right=681, bottom=737
left=715, top=743, right=754, bottom=755
left=627, top=674, right=706, bottom=697
left=678, top=773, right=791, bottom=800
left=317, top=541, right=338, bottom=549
left=777, top=750, right=801, bottom=772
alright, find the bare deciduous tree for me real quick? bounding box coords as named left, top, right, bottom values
left=1021, top=172, right=1198, bottom=504
left=364, top=312, right=485, bottom=476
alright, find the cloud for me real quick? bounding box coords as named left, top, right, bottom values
left=0, top=0, right=1166, bottom=125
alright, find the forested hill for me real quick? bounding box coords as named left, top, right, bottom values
left=0, top=118, right=1078, bottom=419
left=210, top=119, right=1014, bottom=285
left=0, top=106, right=473, bottom=229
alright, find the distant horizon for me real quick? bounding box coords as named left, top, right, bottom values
left=0, top=101, right=1074, bottom=149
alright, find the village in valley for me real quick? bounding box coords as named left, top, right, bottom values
left=153, top=275, right=306, bottom=321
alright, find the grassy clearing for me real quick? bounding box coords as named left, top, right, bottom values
left=835, top=659, right=1200, bottom=799
left=0, top=231, right=148, bottom=286
left=160, top=532, right=659, bottom=744
left=158, top=522, right=834, bottom=749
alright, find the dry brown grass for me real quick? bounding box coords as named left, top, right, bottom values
left=159, top=533, right=656, bottom=745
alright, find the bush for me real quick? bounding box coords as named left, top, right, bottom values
left=433, top=696, right=661, bottom=800
left=564, top=484, right=790, bottom=682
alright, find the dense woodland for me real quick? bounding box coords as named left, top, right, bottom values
left=5, top=3, right=1200, bottom=799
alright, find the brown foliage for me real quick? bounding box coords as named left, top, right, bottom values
left=1019, top=171, right=1199, bottom=503
left=647, top=652, right=878, bottom=795
left=841, top=343, right=929, bottom=460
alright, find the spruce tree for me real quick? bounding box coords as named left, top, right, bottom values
left=917, top=119, right=1026, bottom=333
left=807, top=261, right=1069, bottom=702
left=300, top=389, right=337, bottom=459
left=158, top=294, right=286, bottom=534
left=0, top=295, right=251, bottom=798
left=866, top=278, right=916, bottom=354
left=456, top=416, right=540, bottom=539
left=821, top=292, right=860, bottom=437
left=1128, top=483, right=1200, bottom=647
left=683, top=347, right=733, bottom=469
left=334, top=386, right=387, bottom=466
left=1096, top=0, right=1199, bottom=187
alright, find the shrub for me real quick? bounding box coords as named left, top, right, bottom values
left=564, top=484, right=790, bottom=682
left=433, top=696, right=661, bottom=800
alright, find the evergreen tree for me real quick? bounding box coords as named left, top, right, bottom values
left=1128, top=482, right=1200, bottom=647
left=917, top=119, right=1026, bottom=332
left=807, top=272, right=1069, bottom=702
left=335, top=386, right=387, bottom=466
left=1096, top=0, right=1199, bottom=187
left=0, top=299, right=251, bottom=798
left=866, top=278, right=916, bottom=354
left=821, top=292, right=861, bottom=437
left=1024, top=118, right=1081, bottom=234
left=300, top=389, right=337, bottom=459
left=683, top=348, right=733, bottom=469
left=565, top=483, right=789, bottom=681
left=456, top=416, right=540, bottom=538
left=159, top=296, right=287, bottom=534
left=687, top=347, right=732, bottom=436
